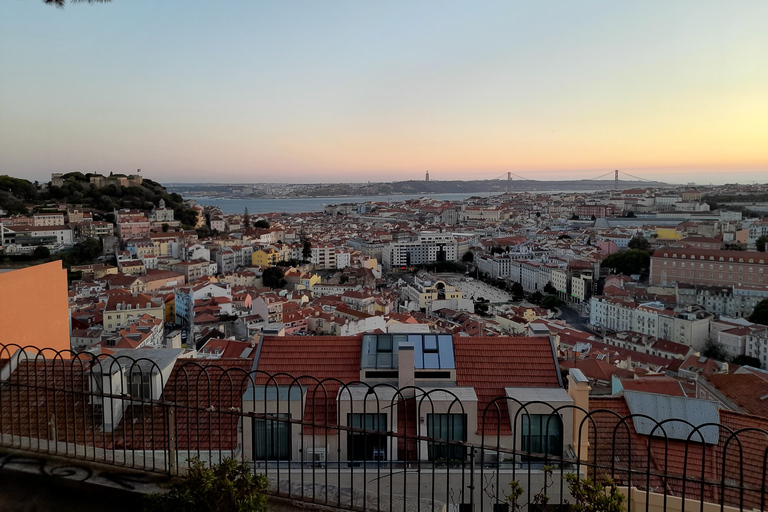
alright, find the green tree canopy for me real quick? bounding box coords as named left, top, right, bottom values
left=732, top=355, right=762, bottom=368
left=541, top=294, right=562, bottom=310
left=510, top=282, right=524, bottom=299
left=748, top=298, right=768, bottom=326
left=33, top=245, right=51, bottom=260
left=601, top=249, right=650, bottom=276
left=702, top=338, right=729, bottom=361
left=756, top=235, right=768, bottom=252
left=262, top=266, right=286, bottom=289
left=253, top=219, right=270, bottom=229
left=627, top=235, right=651, bottom=252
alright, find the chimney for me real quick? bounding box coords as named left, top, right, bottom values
left=398, top=341, right=415, bottom=392
left=567, top=368, right=590, bottom=467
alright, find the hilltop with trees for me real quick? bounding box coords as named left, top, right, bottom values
left=0, top=173, right=199, bottom=227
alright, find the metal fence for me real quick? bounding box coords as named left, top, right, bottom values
left=0, top=343, right=766, bottom=512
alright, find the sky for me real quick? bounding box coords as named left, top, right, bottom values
left=1, top=1, right=767, bottom=186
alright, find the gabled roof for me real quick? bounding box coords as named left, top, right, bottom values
left=454, top=336, right=561, bottom=435
left=253, top=335, right=362, bottom=432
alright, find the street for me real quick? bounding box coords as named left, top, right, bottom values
left=556, top=304, right=598, bottom=335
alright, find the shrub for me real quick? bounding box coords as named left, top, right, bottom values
left=563, top=473, right=626, bottom=512
left=146, top=457, right=268, bottom=512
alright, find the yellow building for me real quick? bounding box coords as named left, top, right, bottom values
left=405, top=274, right=463, bottom=310
left=252, top=248, right=280, bottom=266
left=655, top=227, right=682, bottom=241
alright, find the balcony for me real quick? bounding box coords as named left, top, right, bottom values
left=0, top=343, right=765, bottom=512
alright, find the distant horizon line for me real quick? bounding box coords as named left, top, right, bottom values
left=161, top=177, right=674, bottom=186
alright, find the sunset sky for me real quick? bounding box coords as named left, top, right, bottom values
left=1, top=1, right=766, bottom=185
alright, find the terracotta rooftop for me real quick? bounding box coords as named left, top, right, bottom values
left=619, top=376, right=686, bottom=397
left=253, top=335, right=362, bottom=432
left=705, top=373, right=768, bottom=419
left=589, top=396, right=768, bottom=510
left=454, top=336, right=561, bottom=435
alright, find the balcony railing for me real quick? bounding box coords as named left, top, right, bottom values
left=0, top=343, right=765, bottom=512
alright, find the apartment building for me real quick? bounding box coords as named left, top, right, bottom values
left=590, top=297, right=712, bottom=350
left=33, top=212, right=65, bottom=226
left=650, top=246, right=768, bottom=287
left=103, top=291, right=165, bottom=332
left=676, top=283, right=768, bottom=318
left=381, top=233, right=458, bottom=270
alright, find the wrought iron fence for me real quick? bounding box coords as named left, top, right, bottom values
left=0, top=343, right=766, bottom=511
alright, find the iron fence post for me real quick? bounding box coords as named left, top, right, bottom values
left=167, top=405, right=177, bottom=476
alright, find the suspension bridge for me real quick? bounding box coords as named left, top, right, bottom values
left=487, top=169, right=659, bottom=193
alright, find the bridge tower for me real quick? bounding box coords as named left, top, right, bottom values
left=507, top=171, right=511, bottom=194
left=615, top=169, right=619, bottom=190
left=425, top=170, right=430, bottom=182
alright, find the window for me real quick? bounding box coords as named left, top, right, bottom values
left=427, top=413, right=467, bottom=461
left=522, top=414, right=563, bottom=457
left=347, top=413, right=387, bottom=461
left=252, top=413, right=291, bottom=460
left=129, top=371, right=152, bottom=400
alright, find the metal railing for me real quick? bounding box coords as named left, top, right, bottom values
left=0, top=343, right=766, bottom=511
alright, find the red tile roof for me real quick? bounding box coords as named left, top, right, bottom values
left=0, top=360, right=98, bottom=446
left=454, top=336, right=561, bottom=435
left=705, top=373, right=768, bottom=419
left=254, top=336, right=362, bottom=433
left=588, top=396, right=768, bottom=510
left=114, top=358, right=254, bottom=451
left=619, top=376, right=686, bottom=397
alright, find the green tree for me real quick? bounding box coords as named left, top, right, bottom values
left=474, top=301, right=489, bottom=316
left=510, top=282, right=524, bottom=299
left=748, top=298, right=768, bottom=326
left=302, top=240, right=312, bottom=261
left=253, top=219, right=270, bottom=229
left=627, top=235, right=651, bottom=252
left=243, top=207, right=250, bottom=229
left=530, top=291, right=543, bottom=304
left=732, top=355, right=762, bottom=368
left=757, top=235, right=768, bottom=252
left=462, top=251, right=474, bottom=263
left=601, top=249, right=650, bottom=275
left=543, top=282, right=557, bottom=295
left=541, top=294, right=562, bottom=310
left=262, top=266, right=286, bottom=289
left=702, top=338, right=729, bottom=361
left=146, top=457, right=268, bottom=512
left=33, top=245, right=51, bottom=260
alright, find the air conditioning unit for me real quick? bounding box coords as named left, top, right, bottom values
left=305, top=447, right=326, bottom=464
